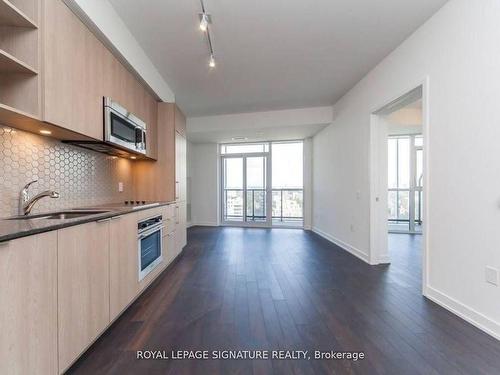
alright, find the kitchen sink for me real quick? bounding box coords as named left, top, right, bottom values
left=5, top=210, right=111, bottom=220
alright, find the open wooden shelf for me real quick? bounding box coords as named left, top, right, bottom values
left=0, top=48, right=37, bottom=74
left=0, top=0, right=37, bottom=28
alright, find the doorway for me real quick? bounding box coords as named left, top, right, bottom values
left=369, top=82, right=429, bottom=294
left=220, top=141, right=304, bottom=228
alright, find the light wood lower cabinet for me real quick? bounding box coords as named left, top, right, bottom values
left=0, top=205, right=183, bottom=374
left=57, top=221, right=110, bottom=373
left=0, top=232, right=58, bottom=375
left=175, top=201, right=187, bottom=255
left=164, top=230, right=176, bottom=265
left=109, top=214, right=140, bottom=320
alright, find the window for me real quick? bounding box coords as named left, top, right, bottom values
left=388, top=135, right=423, bottom=233
left=220, top=143, right=269, bottom=155
left=220, top=141, right=304, bottom=226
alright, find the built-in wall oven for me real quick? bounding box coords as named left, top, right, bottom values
left=138, top=215, right=163, bottom=281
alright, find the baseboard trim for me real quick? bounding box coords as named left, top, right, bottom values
left=312, top=227, right=370, bottom=264
left=373, top=255, right=391, bottom=264
left=191, top=221, right=219, bottom=227
left=425, top=285, right=500, bottom=341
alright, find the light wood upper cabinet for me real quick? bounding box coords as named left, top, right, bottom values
left=42, top=0, right=158, bottom=143
left=57, top=221, right=110, bottom=373
left=109, top=214, right=140, bottom=320
left=134, top=102, right=176, bottom=201
left=42, top=0, right=104, bottom=140
left=0, top=232, right=58, bottom=375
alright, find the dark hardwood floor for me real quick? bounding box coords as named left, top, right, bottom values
left=68, top=227, right=500, bottom=375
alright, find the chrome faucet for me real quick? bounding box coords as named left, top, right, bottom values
left=20, top=180, right=60, bottom=215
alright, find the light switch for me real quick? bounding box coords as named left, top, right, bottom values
left=118, top=182, right=124, bottom=192
left=485, top=267, right=498, bottom=286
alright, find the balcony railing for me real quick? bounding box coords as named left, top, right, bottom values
left=223, top=188, right=303, bottom=222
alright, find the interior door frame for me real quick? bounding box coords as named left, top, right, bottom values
left=220, top=151, right=272, bottom=228
left=369, top=77, right=430, bottom=296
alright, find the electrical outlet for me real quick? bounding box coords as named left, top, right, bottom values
left=485, top=267, right=499, bottom=286
left=118, top=182, right=124, bottom=193
left=350, top=224, right=355, bottom=232
left=356, top=191, right=361, bottom=200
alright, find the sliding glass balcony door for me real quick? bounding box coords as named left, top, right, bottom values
left=221, top=141, right=304, bottom=227
left=222, top=157, right=245, bottom=222
left=221, top=147, right=270, bottom=226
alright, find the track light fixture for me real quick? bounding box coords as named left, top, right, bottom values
left=199, top=0, right=217, bottom=69
left=199, top=13, right=210, bottom=32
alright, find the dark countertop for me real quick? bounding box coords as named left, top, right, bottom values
left=0, top=201, right=175, bottom=243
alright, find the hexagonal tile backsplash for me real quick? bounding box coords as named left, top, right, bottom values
left=0, top=126, right=133, bottom=218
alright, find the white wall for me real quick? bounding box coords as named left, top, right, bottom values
left=313, top=0, right=500, bottom=339
left=189, top=143, right=220, bottom=226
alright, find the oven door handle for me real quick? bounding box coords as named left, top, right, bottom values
left=138, top=225, right=164, bottom=239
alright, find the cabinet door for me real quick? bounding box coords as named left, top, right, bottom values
left=164, top=230, right=176, bottom=265
left=57, top=221, right=110, bottom=372
left=133, top=103, right=175, bottom=201
left=43, top=0, right=104, bottom=140
left=109, top=214, right=140, bottom=320
left=174, top=202, right=187, bottom=255
left=175, top=131, right=187, bottom=202
left=0, top=233, right=58, bottom=375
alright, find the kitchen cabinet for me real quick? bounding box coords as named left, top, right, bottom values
left=42, top=0, right=158, bottom=146
left=109, top=213, right=140, bottom=320
left=161, top=204, right=176, bottom=264
left=0, top=0, right=41, bottom=125
left=1, top=0, right=160, bottom=149
left=42, top=0, right=104, bottom=140
left=57, top=220, right=110, bottom=373
left=174, top=201, right=187, bottom=254
left=164, top=230, right=176, bottom=264
left=175, top=130, right=187, bottom=202
left=134, top=102, right=176, bottom=200
left=0, top=232, right=58, bottom=375
left=0, top=205, right=180, bottom=374
left=174, top=127, right=188, bottom=254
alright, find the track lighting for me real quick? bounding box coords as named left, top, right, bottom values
left=199, top=0, right=217, bottom=69
left=199, top=13, right=209, bottom=32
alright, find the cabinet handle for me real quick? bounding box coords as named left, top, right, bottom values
left=97, top=218, right=111, bottom=223
left=111, top=215, right=123, bottom=220
left=0, top=241, right=9, bottom=247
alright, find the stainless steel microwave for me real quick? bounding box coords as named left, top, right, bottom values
left=104, top=97, right=147, bottom=155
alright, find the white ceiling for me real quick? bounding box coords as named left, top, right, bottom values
left=109, top=0, right=447, bottom=117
